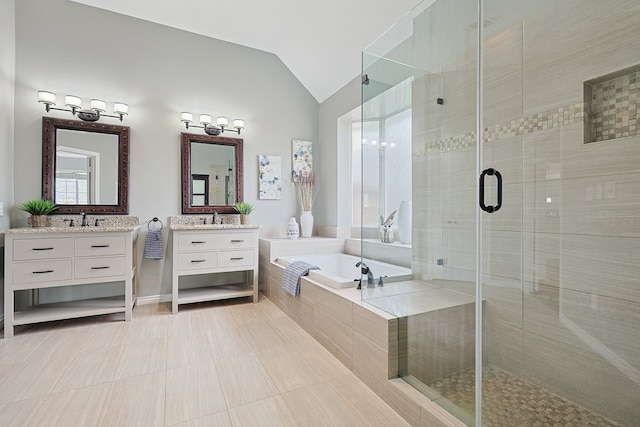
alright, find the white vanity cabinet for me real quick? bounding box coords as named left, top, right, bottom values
left=171, top=226, right=259, bottom=314
left=3, top=228, right=139, bottom=338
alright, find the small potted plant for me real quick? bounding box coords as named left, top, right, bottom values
left=20, top=199, right=58, bottom=227
left=234, top=202, right=254, bottom=225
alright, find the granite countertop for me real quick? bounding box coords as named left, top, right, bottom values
left=169, top=224, right=260, bottom=231
left=1, top=225, right=141, bottom=234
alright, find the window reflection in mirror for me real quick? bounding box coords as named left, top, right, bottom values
left=55, top=130, right=119, bottom=205
left=42, top=117, right=129, bottom=214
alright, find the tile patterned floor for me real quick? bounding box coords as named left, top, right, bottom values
left=428, top=365, right=620, bottom=427
left=0, top=296, right=409, bottom=427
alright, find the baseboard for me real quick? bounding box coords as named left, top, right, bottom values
left=136, top=294, right=172, bottom=305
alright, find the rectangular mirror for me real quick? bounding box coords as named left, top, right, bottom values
left=181, top=133, right=243, bottom=214
left=42, top=117, right=130, bottom=214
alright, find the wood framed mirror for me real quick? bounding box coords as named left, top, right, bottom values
left=181, top=132, right=243, bottom=214
left=42, top=117, right=129, bottom=214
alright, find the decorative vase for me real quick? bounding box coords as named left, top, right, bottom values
left=287, top=217, right=299, bottom=239
left=30, top=215, right=48, bottom=227
left=300, top=211, right=313, bottom=238
left=240, top=214, right=250, bottom=225
left=397, top=200, right=412, bottom=244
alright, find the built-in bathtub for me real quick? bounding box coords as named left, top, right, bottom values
left=277, top=252, right=412, bottom=289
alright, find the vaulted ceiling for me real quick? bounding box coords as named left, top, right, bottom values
left=70, top=0, right=424, bottom=102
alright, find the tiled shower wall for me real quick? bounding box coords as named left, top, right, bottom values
left=410, top=1, right=640, bottom=425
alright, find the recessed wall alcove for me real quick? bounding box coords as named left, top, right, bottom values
left=584, top=64, right=639, bottom=143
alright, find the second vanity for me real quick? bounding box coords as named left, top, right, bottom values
left=170, top=219, right=259, bottom=314
left=3, top=223, right=140, bottom=338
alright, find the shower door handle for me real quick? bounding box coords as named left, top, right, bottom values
left=479, top=168, right=502, bottom=213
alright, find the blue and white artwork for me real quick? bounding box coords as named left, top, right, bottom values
left=292, top=139, right=313, bottom=181
left=259, top=155, right=282, bottom=200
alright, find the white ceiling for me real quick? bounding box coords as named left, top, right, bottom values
left=70, top=0, right=425, bottom=102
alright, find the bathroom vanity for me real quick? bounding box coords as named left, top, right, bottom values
left=3, top=226, right=139, bottom=338
left=170, top=223, right=259, bottom=314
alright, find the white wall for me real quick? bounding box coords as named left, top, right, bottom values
left=317, top=76, right=360, bottom=231
left=0, top=0, right=16, bottom=318
left=12, top=0, right=319, bottom=297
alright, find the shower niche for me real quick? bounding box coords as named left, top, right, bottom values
left=584, top=64, right=640, bottom=143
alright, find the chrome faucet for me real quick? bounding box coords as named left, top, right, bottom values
left=213, top=211, right=219, bottom=224
left=355, top=261, right=375, bottom=288
left=81, top=212, right=89, bottom=227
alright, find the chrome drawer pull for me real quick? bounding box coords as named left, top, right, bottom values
left=91, top=266, right=111, bottom=270
left=191, top=241, right=206, bottom=244
left=230, top=257, right=244, bottom=261
left=32, top=270, right=54, bottom=274
left=91, top=244, right=110, bottom=248
left=191, top=259, right=206, bottom=263
left=32, top=247, right=54, bottom=251
left=230, top=239, right=244, bottom=243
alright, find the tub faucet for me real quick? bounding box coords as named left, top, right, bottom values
left=356, top=261, right=375, bottom=288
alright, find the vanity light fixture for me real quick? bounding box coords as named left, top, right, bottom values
left=180, top=112, right=244, bottom=135
left=38, top=91, right=129, bottom=122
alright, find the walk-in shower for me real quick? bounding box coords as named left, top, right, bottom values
left=360, top=0, right=640, bottom=425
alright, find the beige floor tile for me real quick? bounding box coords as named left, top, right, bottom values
left=53, top=345, right=123, bottom=392
left=329, top=375, right=411, bottom=426
left=114, top=337, right=167, bottom=379
left=258, top=344, right=331, bottom=393
left=167, top=310, right=206, bottom=336
left=0, top=397, right=45, bottom=427
left=170, top=410, right=233, bottom=427
left=206, top=325, right=253, bottom=359
left=239, top=320, right=290, bottom=351
left=228, top=395, right=299, bottom=427
left=281, top=381, right=370, bottom=427
left=30, top=383, right=110, bottom=426
left=167, top=331, right=215, bottom=369
left=98, top=371, right=165, bottom=426
left=216, top=353, right=279, bottom=408
left=165, top=362, right=227, bottom=426
left=0, top=300, right=408, bottom=427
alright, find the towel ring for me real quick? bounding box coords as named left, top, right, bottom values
left=148, top=217, right=163, bottom=230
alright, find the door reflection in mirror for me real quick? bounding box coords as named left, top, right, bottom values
left=55, top=129, right=119, bottom=205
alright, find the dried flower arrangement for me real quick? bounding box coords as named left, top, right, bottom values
left=294, top=171, right=316, bottom=211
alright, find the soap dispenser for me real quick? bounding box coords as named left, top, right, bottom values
left=287, top=217, right=300, bottom=239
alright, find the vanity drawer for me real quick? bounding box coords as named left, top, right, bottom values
left=178, top=252, right=218, bottom=271
left=218, top=250, right=255, bottom=268
left=75, top=236, right=126, bottom=257
left=75, top=257, right=126, bottom=279
left=218, top=233, right=254, bottom=250
left=13, top=259, right=72, bottom=285
left=178, top=233, right=218, bottom=252
left=13, top=238, right=73, bottom=261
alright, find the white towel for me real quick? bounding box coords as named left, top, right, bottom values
left=282, top=261, right=320, bottom=297
left=143, top=229, right=163, bottom=259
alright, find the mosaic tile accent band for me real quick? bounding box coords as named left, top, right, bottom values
left=418, top=103, right=586, bottom=155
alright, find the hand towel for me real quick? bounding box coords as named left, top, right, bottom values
left=143, top=229, right=163, bottom=259
left=282, top=261, right=320, bottom=297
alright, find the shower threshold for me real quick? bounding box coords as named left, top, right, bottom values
left=403, top=365, right=620, bottom=427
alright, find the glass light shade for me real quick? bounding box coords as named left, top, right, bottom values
left=113, top=102, right=128, bottom=115
left=90, top=99, right=106, bottom=112
left=65, top=95, right=82, bottom=109
left=180, top=112, right=193, bottom=123
left=216, top=116, right=228, bottom=127
left=233, top=119, right=245, bottom=129
left=38, top=91, right=56, bottom=105
left=199, top=114, right=212, bottom=125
